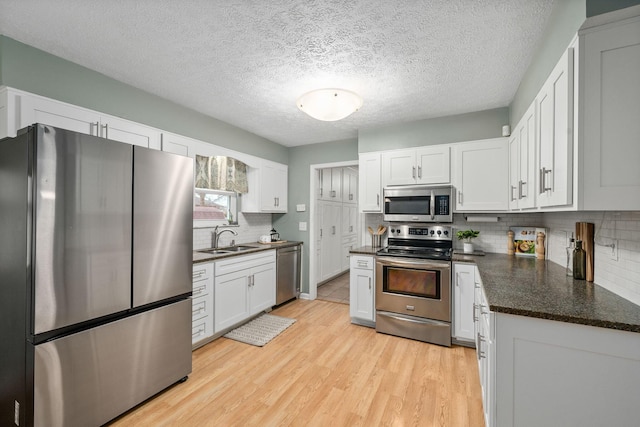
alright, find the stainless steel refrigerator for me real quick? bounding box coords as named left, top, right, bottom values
left=0, top=124, right=194, bottom=427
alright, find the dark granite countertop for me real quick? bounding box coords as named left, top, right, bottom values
left=349, top=246, right=379, bottom=256
left=454, top=253, right=640, bottom=333
left=193, top=241, right=302, bottom=264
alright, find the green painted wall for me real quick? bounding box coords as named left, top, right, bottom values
left=273, top=138, right=358, bottom=293
left=509, top=0, right=586, bottom=126
left=587, top=0, right=640, bottom=17
left=0, top=36, right=287, bottom=163
left=358, top=107, right=509, bottom=153
left=510, top=0, right=640, bottom=125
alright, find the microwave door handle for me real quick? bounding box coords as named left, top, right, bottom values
left=430, top=190, right=435, bottom=220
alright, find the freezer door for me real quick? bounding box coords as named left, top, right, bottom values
left=34, top=125, right=133, bottom=335
left=133, top=147, right=193, bottom=307
left=33, top=299, right=192, bottom=427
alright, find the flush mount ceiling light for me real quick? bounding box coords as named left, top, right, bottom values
left=296, top=89, right=363, bottom=121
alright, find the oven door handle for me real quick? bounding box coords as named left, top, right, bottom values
left=430, top=190, right=435, bottom=220
left=376, top=257, right=451, bottom=270
left=378, top=311, right=450, bottom=326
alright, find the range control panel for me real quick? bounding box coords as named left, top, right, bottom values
left=387, top=224, right=452, bottom=241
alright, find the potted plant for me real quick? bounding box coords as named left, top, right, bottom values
left=457, top=229, right=480, bottom=253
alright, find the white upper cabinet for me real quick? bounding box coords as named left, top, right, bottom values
left=259, top=161, right=288, bottom=212
left=342, top=167, right=358, bottom=204
left=358, top=152, right=382, bottom=212
left=580, top=15, right=640, bottom=210
left=382, top=145, right=450, bottom=186
left=19, top=93, right=162, bottom=149
left=453, top=138, right=509, bottom=211
left=416, top=145, right=451, bottom=184
left=536, top=47, right=574, bottom=208
left=509, top=101, right=537, bottom=210
left=319, top=167, right=342, bottom=201
left=161, top=131, right=195, bottom=157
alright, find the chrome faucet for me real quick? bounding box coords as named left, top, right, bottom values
left=212, top=225, right=238, bottom=248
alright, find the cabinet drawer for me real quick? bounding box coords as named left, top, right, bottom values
left=193, top=262, right=213, bottom=283
left=215, top=250, right=276, bottom=276
left=192, top=295, right=212, bottom=322
left=192, top=316, right=213, bottom=344
left=192, top=277, right=212, bottom=298
left=351, top=255, right=374, bottom=270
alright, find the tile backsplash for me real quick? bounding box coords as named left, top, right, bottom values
left=364, top=211, right=640, bottom=306
left=193, top=213, right=272, bottom=250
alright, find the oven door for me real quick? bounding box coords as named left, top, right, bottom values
left=375, top=256, right=451, bottom=322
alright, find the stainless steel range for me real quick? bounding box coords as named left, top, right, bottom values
left=375, top=224, right=452, bottom=347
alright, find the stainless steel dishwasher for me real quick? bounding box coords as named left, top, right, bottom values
left=276, top=244, right=301, bottom=305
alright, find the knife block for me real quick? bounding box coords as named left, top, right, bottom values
left=575, top=222, right=595, bottom=282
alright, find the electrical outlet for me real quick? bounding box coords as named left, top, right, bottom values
left=299, top=221, right=307, bottom=231
left=609, top=240, right=619, bottom=261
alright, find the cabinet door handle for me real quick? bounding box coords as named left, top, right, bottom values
left=101, top=123, right=109, bottom=139
left=376, top=194, right=380, bottom=207
left=90, top=121, right=99, bottom=136
left=192, top=328, right=205, bottom=338
left=320, top=188, right=323, bottom=197
left=518, top=180, right=523, bottom=199
left=331, top=190, right=336, bottom=198
left=418, top=165, right=422, bottom=179
left=458, top=191, right=463, bottom=205
left=332, top=225, right=336, bottom=235
left=540, top=167, right=552, bottom=193
left=455, top=272, right=459, bottom=287
left=349, top=225, right=353, bottom=232
left=368, top=277, right=371, bottom=290
left=511, top=185, right=517, bottom=202
left=412, top=166, right=416, bottom=179
left=477, top=333, right=486, bottom=360
left=519, top=180, right=527, bottom=198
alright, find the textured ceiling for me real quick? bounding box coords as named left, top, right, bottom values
left=0, top=0, right=555, bottom=147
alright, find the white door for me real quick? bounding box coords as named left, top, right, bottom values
left=454, top=138, right=509, bottom=211
left=214, top=270, right=250, bottom=332
left=358, top=153, right=382, bottom=212
left=249, top=263, right=276, bottom=314
left=453, top=263, right=475, bottom=341
left=416, top=145, right=450, bottom=184
left=537, top=48, right=573, bottom=208
left=382, top=149, right=416, bottom=186
left=582, top=19, right=640, bottom=210
left=349, top=267, right=374, bottom=322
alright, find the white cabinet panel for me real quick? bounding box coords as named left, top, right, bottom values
left=382, top=149, right=416, bottom=186
left=581, top=18, right=640, bottom=210
left=318, top=201, right=342, bottom=282
left=342, top=167, right=358, bottom=204
left=243, top=160, right=288, bottom=213
left=454, top=138, right=509, bottom=211
left=453, top=263, right=475, bottom=342
left=214, top=251, right=276, bottom=333
left=192, top=262, right=214, bottom=347
left=509, top=101, right=537, bottom=210
left=349, top=255, right=375, bottom=326
left=358, top=152, right=382, bottom=212
left=19, top=93, right=162, bottom=149
left=382, top=145, right=451, bottom=186
left=416, top=145, right=450, bottom=184
left=21, top=94, right=100, bottom=136
left=537, top=48, right=574, bottom=208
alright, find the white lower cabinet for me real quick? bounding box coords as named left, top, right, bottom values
left=341, top=235, right=357, bottom=272
left=452, top=263, right=475, bottom=343
left=192, top=262, right=214, bottom=347
left=349, top=255, right=375, bottom=327
left=474, top=277, right=640, bottom=427
left=214, top=251, right=276, bottom=333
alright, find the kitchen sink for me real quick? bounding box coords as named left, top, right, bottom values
left=222, top=245, right=256, bottom=252
left=198, top=245, right=256, bottom=255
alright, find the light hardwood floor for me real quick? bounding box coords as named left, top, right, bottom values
left=109, top=299, right=484, bottom=426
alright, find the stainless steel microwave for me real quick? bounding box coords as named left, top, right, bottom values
left=383, top=185, right=453, bottom=223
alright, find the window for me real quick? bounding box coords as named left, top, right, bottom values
left=194, top=188, right=238, bottom=224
